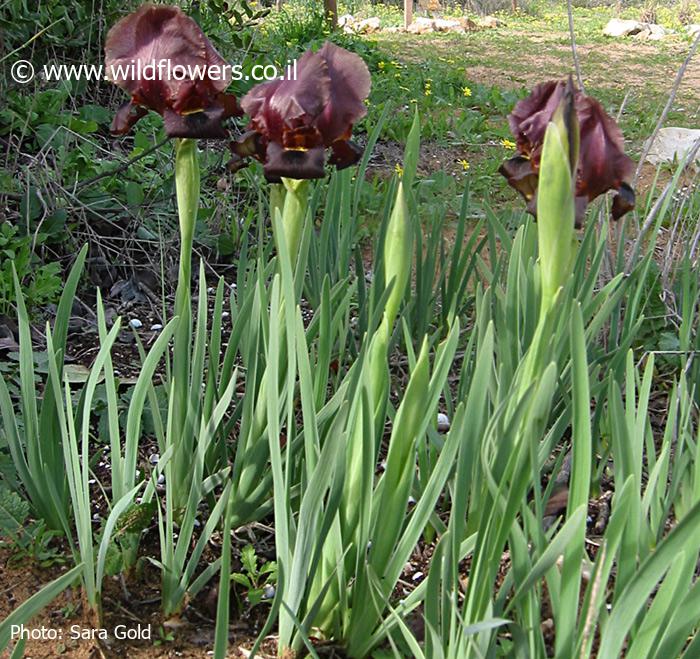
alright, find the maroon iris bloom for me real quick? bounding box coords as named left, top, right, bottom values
left=499, top=80, right=635, bottom=226
left=230, top=42, right=371, bottom=181
left=105, top=4, right=241, bottom=138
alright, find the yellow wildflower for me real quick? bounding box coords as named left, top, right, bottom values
left=462, top=86, right=472, bottom=97
left=459, top=159, right=470, bottom=171
left=395, top=163, right=404, bottom=177
left=501, top=138, right=517, bottom=150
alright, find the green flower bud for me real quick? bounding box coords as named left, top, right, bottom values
left=537, top=81, right=579, bottom=315
left=383, top=181, right=411, bottom=329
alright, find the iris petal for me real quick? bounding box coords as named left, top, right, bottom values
left=329, top=140, right=363, bottom=170
left=105, top=4, right=240, bottom=138
left=111, top=100, right=149, bottom=135
left=264, top=143, right=326, bottom=181
left=163, top=107, right=228, bottom=139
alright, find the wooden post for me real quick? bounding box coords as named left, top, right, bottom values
left=404, top=0, right=413, bottom=29
left=324, top=0, right=337, bottom=29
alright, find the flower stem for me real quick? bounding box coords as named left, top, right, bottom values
left=276, top=178, right=309, bottom=270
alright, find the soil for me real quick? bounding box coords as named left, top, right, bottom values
left=376, top=32, right=700, bottom=109
left=0, top=546, right=276, bottom=658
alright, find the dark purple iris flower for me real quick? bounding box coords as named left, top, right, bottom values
left=230, top=41, right=371, bottom=182
left=499, top=80, right=635, bottom=226
left=105, top=4, right=241, bottom=138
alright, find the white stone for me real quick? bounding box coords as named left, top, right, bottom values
left=478, top=15, right=503, bottom=28
left=688, top=24, right=700, bottom=39
left=634, top=23, right=670, bottom=40
left=432, top=18, right=464, bottom=32
left=129, top=318, right=142, bottom=329
left=644, top=127, right=700, bottom=169
left=150, top=323, right=163, bottom=331
left=406, top=17, right=437, bottom=34
left=603, top=18, right=644, bottom=37
left=437, top=412, right=451, bottom=432
left=355, top=17, right=381, bottom=33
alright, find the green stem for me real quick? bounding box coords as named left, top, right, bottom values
left=276, top=178, right=309, bottom=270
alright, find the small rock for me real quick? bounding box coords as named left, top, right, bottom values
left=644, top=127, right=700, bottom=169
left=355, top=17, right=381, bottom=33
left=129, top=318, right=143, bottom=329
left=688, top=24, right=700, bottom=38
left=150, top=323, right=163, bottom=331
left=477, top=15, right=503, bottom=29
left=603, top=18, right=644, bottom=37
left=406, top=17, right=436, bottom=34
left=262, top=584, right=275, bottom=599
left=149, top=453, right=160, bottom=465
left=412, top=571, right=424, bottom=581
left=437, top=412, right=450, bottom=432
left=634, top=23, right=670, bottom=40
left=432, top=18, right=464, bottom=33
left=157, top=474, right=166, bottom=485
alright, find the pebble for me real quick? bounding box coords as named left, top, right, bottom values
left=262, top=584, right=275, bottom=599
left=412, top=571, right=424, bottom=582
left=437, top=412, right=451, bottom=432
left=149, top=453, right=160, bottom=465
left=129, top=318, right=143, bottom=329
left=150, top=323, right=163, bottom=331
